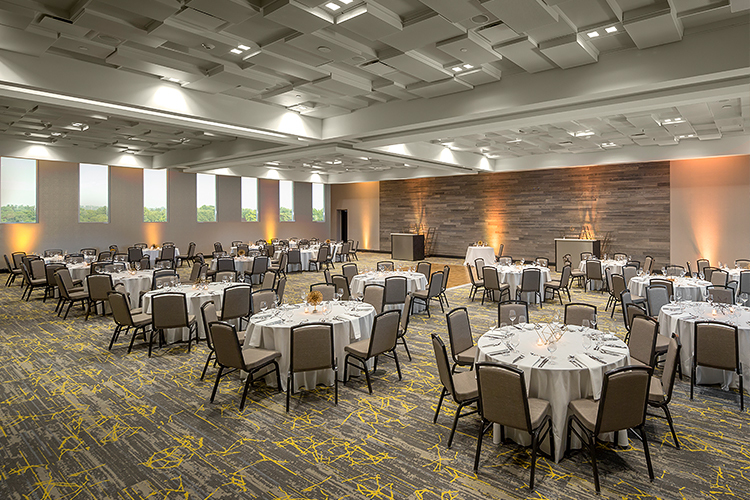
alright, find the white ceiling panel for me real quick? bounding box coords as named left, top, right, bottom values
left=406, top=77, right=473, bottom=98
left=492, top=37, right=555, bottom=73
left=95, top=0, right=182, bottom=22
left=623, top=2, right=684, bottom=48
left=262, top=0, right=333, bottom=34
left=455, top=65, right=502, bottom=86
left=381, top=51, right=452, bottom=82
left=436, top=31, right=502, bottom=65
left=335, top=2, right=402, bottom=41
left=482, top=0, right=559, bottom=33
left=539, top=34, right=599, bottom=68
left=379, top=12, right=465, bottom=52
left=185, top=0, right=258, bottom=24
left=418, top=0, right=484, bottom=23
left=0, top=23, right=56, bottom=56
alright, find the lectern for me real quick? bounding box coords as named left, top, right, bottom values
left=391, top=233, right=424, bottom=261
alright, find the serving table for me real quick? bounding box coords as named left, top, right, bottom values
left=244, top=302, right=375, bottom=391
left=476, top=323, right=630, bottom=461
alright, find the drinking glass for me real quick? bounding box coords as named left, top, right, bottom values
left=590, top=314, right=597, bottom=330
left=510, top=331, right=520, bottom=351
left=260, top=301, right=267, bottom=313
left=519, top=315, right=527, bottom=326
left=582, top=319, right=590, bottom=330
left=582, top=334, right=592, bottom=351
left=508, top=310, right=517, bottom=326
left=546, top=338, right=557, bottom=361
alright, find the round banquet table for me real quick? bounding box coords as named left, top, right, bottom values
left=492, top=264, right=551, bottom=304
left=143, top=247, right=180, bottom=265
left=658, top=301, right=750, bottom=390
left=629, top=276, right=711, bottom=302
left=476, top=324, right=630, bottom=462
left=244, top=302, right=375, bottom=392
left=464, top=245, right=496, bottom=266
left=210, top=256, right=256, bottom=275
left=578, top=259, right=626, bottom=290
left=142, top=282, right=234, bottom=343
left=89, top=270, right=153, bottom=309
left=350, top=271, right=427, bottom=313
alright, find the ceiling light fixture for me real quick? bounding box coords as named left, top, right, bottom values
left=325, top=2, right=340, bottom=10
left=600, top=142, right=617, bottom=147
left=340, top=0, right=353, bottom=4
left=463, top=64, right=473, bottom=69
left=71, top=122, right=89, bottom=131
left=677, top=134, right=696, bottom=139
left=661, top=117, right=685, bottom=124
left=237, top=45, right=251, bottom=51
left=507, top=138, right=522, bottom=143
left=587, top=31, right=600, bottom=38
left=605, top=26, right=618, bottom=33
left=230, top=48, right=243, bottom=54
left=288, top=104, right=311, bottom=113
left=452, top=66, right=463, bottom=72
left=571, top=130, right=595, bottom=137
left=201, top=42, right=215, bottom=50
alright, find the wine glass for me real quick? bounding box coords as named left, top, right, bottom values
left=508, top=309, right=517, bottom=327
left=260, top=301, right=267, bottom=314
left=510, top=331, right=520, bottom=351
left=582, top=334, right=592, bottom=351
left=519, top=315, right=527, bottom=326
left=740, top=293, right=749, bottom=307
left=590, top=314, right=597, bottom=330
left=135, top=262, right=141, bottom=272
left=546, top=338, right=557, bottom=362
left=338, top=288, right=344, bottom=302
left=582, top=319, right=590, bottom=330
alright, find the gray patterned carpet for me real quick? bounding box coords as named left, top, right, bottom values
left=0, top=252, right=748, bottom=499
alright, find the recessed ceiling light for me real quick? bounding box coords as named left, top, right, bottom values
left=605, top=26, right=618, bottom=33
left=463, top=64, right=473, bottom=69
left=460, top=48, right=468, bottom=53
left=78, top=46, right=88, bottom=51
left=403, top=163, right=410, bottom=167
left=722, top=104, right=732, bottom=109
left=288, top=104, right=311, bottom=113
left=452, top=66, right=463, bottom=72
left=677, top=134, right=695, bottom=139
left=572, top=130, right=595, bottom=137
left=165, top=77, right=181, bottom=83
left=507, top=138, right=522, bottom=143
left=340, top=0, right=353, bottom=4
left=661, top=117, right=685, bottom=125
left=71, top=122, right=89, bottom=131
left=601, top=142, right=617, bottom=147
left=230, top=48, right=243, bottom=54
left=587, top=31, right=600, bottom=38
left=201, top=43, right=215, bottom=50
left=50, top=132, right=63, bottom=137
left=325, top=2, right=340, bottom=10
left=471, top=14, right=490, bottom=24
left=237, top=44, right=251, bottom=50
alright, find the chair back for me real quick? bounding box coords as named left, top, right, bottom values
left=159, top=246, right=176, bottom=261
left=595, top=366, right=651, bottom=434
left=261, top=270, right=277, bottom=290
left=497, top=256, right=512, bottom=266
left=251, top=289, right=276, bottom=314
left=446, top=307, right=473, bottom=362
left=30, top=258, right=46, bottom=280
left=559, top=264, right=572, bottom=288
left=214, top=270, right=236, bottom=283
left=417, top=261, right=431, bottom=280
left=476, top=362, right=532, bottom=432
left=645, top=285, right=669, bottom=316
left=519, top=268, right=541, bottom=293
left=186, top=242, right=196, bottom=258
left=649, top=278, right=673, bottom=298
left=189, top=263, right=202, bottom=281
left=367, top=310, right=401, bottom=358
left=611, top=274, right=627, bottom=298
left=363, top=284, right=384, bottom=312
left=384, top=276, right=407, bottom=305
left=210, top=321, right=245, bottom=370
left=11, top=252, right=26, bottom=269
left=87, top=274, right=114, bottom=301
left=98, top=251, right=112, bottom=261
left=310, top=282, right=335, bottom=301
left=498, top=300, right=528, bottom=325
left=626, top=303, right=647, bottom=333
left=45, top=263, right=65, bottom=288
left=108, top=291, right=135, bottom=327
left=482, top=266, right=500, bottom=291
left=622, top=265, right=637, bottom=286
left=665, top=265, right=684, bottom=277
left=710, top=269, right=729, bottom=286
left=290, top=323, right=335, bottom=372
left=427, top=271, right=444, bottom=298
left=696, top=258, right=710, bottom=276
left=324, top=268, right=333, bottom=284
left=432, top=334, right=457, bottom=396
left=214, top=242, right=223, bottom=253
left=251, top=256, right=269, bottom=274
left=221, top=284, right=252, bottom=320
left=127, top=247, right=143, bottom=262
left=275, top=277, right=286, bottom=303
left=152, top=270, right=177, bottom=289
left=236, top=244, right=249, bottom=255
left=628, top=315, right=658, bottom=366
left=288, top=249, right=301, bottom=265
left=694, top=321, right=739, bottom=371
left=707, top=285, right=734, bottom=304
left=201, top=301, right=219, bottom=350
left=216, top=257, right=235, bottom=272
left=152, top=293, right=189, bottom=329
left=342, top=263, right=358, bottom=284
left=377, top=261, right=394, bottom=272
left=660, top=338, right=681, bottom=404
left=154, top=258, right=173, bottom=269
left=585, top=260, right=603, bottom=281
left=535, top=257, right=549, bottom=267
left=474, top=258, right=485, bottom=279
left=441, top=265, right=450, bottom=292
left=401, top=294, right=412, bottom=331
left=564, top=303, right=597, bottom=327
left=81, top=248, right=97, bottom=257
left=332, top=275, right=351, bottom=300
left=740, top=271, right=750, bottom=295
left=643, top=255, right=654, bottom=274
left=581, top=252, right=593, bottom=261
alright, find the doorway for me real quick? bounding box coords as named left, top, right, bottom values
left=338, top=209, right=348, bottom=242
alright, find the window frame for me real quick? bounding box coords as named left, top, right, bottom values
left=196, top=173, right=217, bottom=223
left=279, top=179, right=295, bottom=222
left=241, top=177, right=259, bottom=222
left=312, top=182, right=325, bottom=223
left=0, top=157, right=38, bottom=224
left=143, top=168, right=168, bottom=223
left=78, top=163, right=110, bottom=224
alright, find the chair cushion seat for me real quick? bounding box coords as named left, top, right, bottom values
left=236, top=331, right=246, bottom=344
left=474, top=279, right=484, bottom=287
left=648, top=376, right=665, bottom=403
left=453, top=370, right=478, bottom=402
left=243, top=347, right=281, bottom=370
left=131, top=312, right=152, bottom=328
left=68, top=291, right=89, bottom=300
left=456, top=345, right=477, bottom=365
left=187, top=314, right=197, bottom=326
left=345, top=338, right=370, bottom=358
left=544, top=280, right=561, bottom=288
left=411, top=290, right=430, bottom=299
left=528, top=398, right=551, bottom=429
left=568, top=397, right=598, bottom=431
left=28, top=278, right=46, bottom=285
left=571, top=270, right=585, bottom=276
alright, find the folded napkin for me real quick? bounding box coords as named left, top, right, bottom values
left=576, top=353, right=606, bottom=399
left=261, top=317, right=283, bottom=326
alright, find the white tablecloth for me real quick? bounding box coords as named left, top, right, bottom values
left=492, top=264, right=551, bottom=303
left=658, top=302, right=749, bottom=390
left=142, top=282, right=233, bottom=343
left=476, top=324, right=630, bottom=462
left=244, top=302, right=375, bottom=391
left=629, top=276, right=711, bottom=302
left=350, top=271, right=428, bottom=313
left=85, top=270, right=153, bottom=309
left=210, top=256, right=256, bottom=275
left=464, top=246, right=496, bottom=266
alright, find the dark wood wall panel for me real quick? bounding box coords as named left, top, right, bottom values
left=380, top=162, right=670, bottom=266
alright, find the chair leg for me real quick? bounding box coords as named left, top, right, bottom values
left=690, top=365, right=695, bottom=399
left=108, top=325, right=121, bottom=350
left=661, top=405, right=679, bottom=449
left=590, top=431, right=600, bottom=493
left=201, top=350, right=215, bottom=380
left=447, top=403, right=463, bottom=448
left=401, top=337, right=412, bottom=361
left=639, top=424, right=655, bottom=482
left=393, top=349, right=402, bottom=380
left=210, top=366, right=224, bottom=403
left=274, top=362, right=282, bottom=393
left=363, top=361, right=373, bottom=393
left=739, top=366, right=744, bottom=412
left=434, top=388, right=446, bottom=423
left=239, top=373, right=253, bottom=411
left=473, top=420, right=491, bottom=471
left=286, top=373, right=292, bottom=412
left=529, top=430, right=538, bottom=490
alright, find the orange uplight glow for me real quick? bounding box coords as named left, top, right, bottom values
left=265, top=219, right=276, bottom=243
left=144, top=223, right=163, bottom=247
left=7, top=223, right=40, bottom=253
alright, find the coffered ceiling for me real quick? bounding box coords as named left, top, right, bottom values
left=0, top=0, right=747, bottom=182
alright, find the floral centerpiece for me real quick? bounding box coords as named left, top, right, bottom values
left=325, top=238, right=331, bottom=244
left=151, top=244, right=157, bottom=249
left=477, top=240, right=483, bottom=246
left=307, top=290, right=323, bottom=312
left=237, top=248, right=246, bottom=257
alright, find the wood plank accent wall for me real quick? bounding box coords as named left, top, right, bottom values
left=380, top=162, right=670, bottom=266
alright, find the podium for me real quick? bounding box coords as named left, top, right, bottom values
left=555, top=239, right=600, bottom=269
left=391, top=233, right=424, bottom=261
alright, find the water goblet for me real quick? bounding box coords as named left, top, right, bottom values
left=260, top=301, right=267, bottom=314
left=582, top=319, right=590, bottom=330
left=582, top=334, right=592, bottom=351
left=546, top=338, right=557, bottom=362
left=519, top=315, right=527, bottom=326
left=508, top=310, right=517, bottom=327
left=590, top=314, right=597, bottom=330
left=510, top=331, right=520, bottom=351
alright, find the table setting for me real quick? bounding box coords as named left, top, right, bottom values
left=629, top=274, right=712, bottom=302
left=658, top=297, right=750, bottom=391
left=491, top=261, right=551, bottom=303
left=476, top=319, right=630, bottom=461
left=244, top=296, right=376, bottom=391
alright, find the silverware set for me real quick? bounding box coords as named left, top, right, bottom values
left=568, top=355, right=585, bottom=368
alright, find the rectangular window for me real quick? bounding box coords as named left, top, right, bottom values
left=143, top=169, right=167, bottom=222
left=196, top=173, right=216, bottom=222
left=241, top=177, right=258, bottom=222
left=312, top=182, right=325, bottom=222
left=0, top=157, right=37, bottom=223
left=279, top=180, right=294, bottom=222
left=79, top=163, right=109, bottom=223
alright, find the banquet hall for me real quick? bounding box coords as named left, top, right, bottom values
left=0, top=1, right=748, bottom=499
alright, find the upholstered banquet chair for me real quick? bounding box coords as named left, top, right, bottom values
left=446, top=307, right=475, bottom=373
left=344, top=309, right=402, bottom=394
left=287, top=322, right=337, bottom=412
left=691, top=321, right=744, bottom=411
left=108, top=291, right=152, bottom=353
